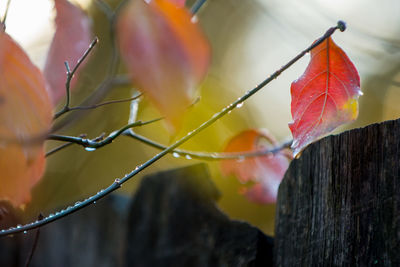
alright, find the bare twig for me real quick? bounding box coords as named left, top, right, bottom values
left=45, top=134, right=106, bottom=157
left=51, top=76, right=132, bottom=132
left=191, top=0, right=207, bottom=14
left=123, top=129, right=292, bottom=160
left=45, top=142, right=74, bottom=157
left=47, top=118, right=162, bottom=150
left=67, top=93, right=141, bottom=111
left=24, top=214, right=43, bottom=267
left=0, top=21, right=345, bottom=236
left=52, top=2, right=128, bottom=130
left=54, top=37, right=99, bottom=120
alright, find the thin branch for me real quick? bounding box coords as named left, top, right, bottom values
left=52, top=3, right=127, bottom=130
left=67, top=94, right=141, bottom=111
left=47, top=118, right=162, bottom=149
left=0, top=21, right=345, bottom=236
left=45, top=134, right=101, bottom=157
left=123, top=129, right=292, bottom=160
left=191, top=0, right=207, bottom=14
left=24, top=214, right=43, bottom=267
left=51, top=76, right=133, bottom=132
left=45, top=142, right=74, bottom=157
left=54, top=37, right=99, bottom=120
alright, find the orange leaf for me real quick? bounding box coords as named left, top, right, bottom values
left=289, top=37, right=361, bottom=157
left=220, top=129, right=291, bottom=204
left=44, top=0, right=92, bottom=105
left=0, top=31, right=53, bottom=207
left=117, top=0, right=211, bottom=132
left=167, top=0, right=186, bottom=7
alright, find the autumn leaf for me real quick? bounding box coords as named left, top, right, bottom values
left=116, top=0, right=211, bottom=132
left=220, top=129, right=291, bottom=204
left=44, top=0, right=92, bottom=105
left=0, top=31, right=53, bottom=207
left=168, top=0, right=186, bottom=7
left=289, top=37, right=361, bottom=157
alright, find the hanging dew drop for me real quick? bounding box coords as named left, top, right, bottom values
left=191, top=15, right=198, bottom=23
left=172, top=152, right=180, bottom=158
left=236, top=102, right=244, bottom=108
left=185, top=155, right=192, bottom=160
left=23, top=231, right=27, bottom=234
left=85, top=147, right=96, bottom=152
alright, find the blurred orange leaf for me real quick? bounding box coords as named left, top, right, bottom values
left=220, top=129, right=291, bottom=204
left=0, top=31, right=53, bottom=207
left=117, top=0, right=211, bottom=132
left=167, top=0, right=186, bottom=7
left=289, top=37, right=361, bottom=156
left=44, top=0, right=92, bottom=105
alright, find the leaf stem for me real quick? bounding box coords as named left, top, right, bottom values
left=0, top=21, right=345, bottom=237
left=1, top=0, right=12, bottom=29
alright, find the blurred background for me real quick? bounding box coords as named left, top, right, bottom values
left=1, top=0, right=399, bottom=235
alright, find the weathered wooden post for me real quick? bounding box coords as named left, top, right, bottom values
left=274, top=119, right=400, bottom=266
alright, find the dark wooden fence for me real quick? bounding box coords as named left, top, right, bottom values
left=275, top=118, right=400, bottom=266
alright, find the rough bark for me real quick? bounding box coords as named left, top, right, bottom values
left=274, top=118, right=400, bottom=266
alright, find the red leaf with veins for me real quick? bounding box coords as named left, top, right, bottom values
left=289, top=37, right=361, bottom=157
left=44, top=0, right=92, bottom=105
left=0, top=31, right=53, bottom=207
left=220, top=129, right=291, bottom=204
left=117, top=0, right=211, bottom=132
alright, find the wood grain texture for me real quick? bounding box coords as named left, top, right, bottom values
left=274, top=118, right=400, bottom=266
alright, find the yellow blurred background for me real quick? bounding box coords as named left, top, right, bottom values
left=1, top=0, right=399, bottom=235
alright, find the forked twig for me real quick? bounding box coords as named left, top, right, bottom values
left=47, top=118, right=162, bottom=150
left=54, top=37, right=99, bottom=120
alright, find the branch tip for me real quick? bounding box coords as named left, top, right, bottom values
left=337, top=20, right=346, bottom=32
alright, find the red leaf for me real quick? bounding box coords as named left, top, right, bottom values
left=220, top=129, right=291, bottom=204
left=117, top=0, right=211, bottom=132
left=44, top=0, right=92, bottom=105
left=0, top=31, right=53, bottom=207
left=289, top=37, right=361, bottom=156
